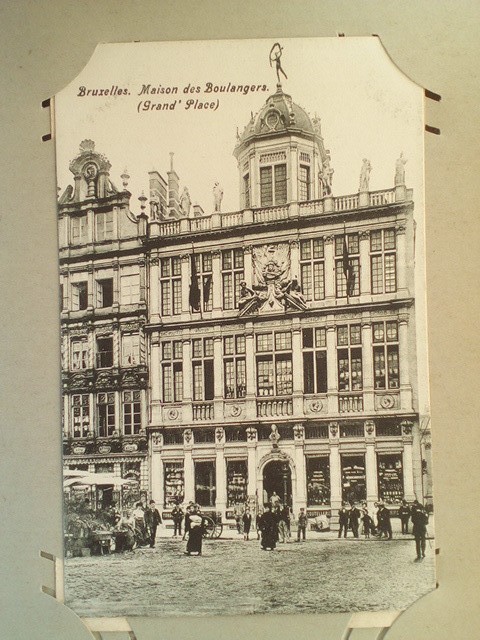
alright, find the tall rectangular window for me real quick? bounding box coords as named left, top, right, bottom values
left=120, top=268, right=140, bottom=305
left=71, top=338, right=88, bottom=370
left=96, top=336, right=113, bottom=368
left=123, top=391, right=141, bottom=435
left=372, top=320, right=400, bottom=389
left=337, top=325, right=363, bottom=391
left=370, top=229, right=397, bottom=294
left=96, top=278, right=113, bottom=307
left=302, top=328, right=327, bottom=393
left=222, top=248, right=244, bottom=310
left=260, top=163, right=287, bottom=206
left=298, top=165, right=311, bottom=201
left=71, top=281, right=88, bottom=311
left=95, top=211, right=114, bottom=241
left=306, top=457, right=330, bottom=505
left=71, top=394, right=90, bottom=438
left=223, top=335, right=246, bottom=398
left=160, top=257, right=182, bottom=316
left=192, top=338, right=214, bottom=401
left=162, top=340, right=183, bottom=403
left=121, top=333, right=140, bottom=367
left=300, top=239, right=325, bottom=301
left=243, top=173, right=250, bottom=208
left=97, top=392, right=115, bottom=437
left=335, top=234, right=360, bottom=298
left=71, top=215, right=88, bottom=244
left=191, top=253, right=213, bottom=313
left=256, top=331, right=292, bottom=396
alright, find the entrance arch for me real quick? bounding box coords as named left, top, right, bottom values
left=262, top=459, right=292, bottom=507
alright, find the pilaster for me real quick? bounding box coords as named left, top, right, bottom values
left=215, top=428, right=227, bottom=513
left=183, top=429, right=195, bottom=503
left=361, top=321, right=374, bottom=412
left=150, top=432, right=164, bottom=505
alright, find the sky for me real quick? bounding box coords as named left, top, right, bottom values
left=54, top=37, right=428, bottom=415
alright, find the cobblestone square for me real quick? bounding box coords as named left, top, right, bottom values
left=65, top=535, right=435, bottom=617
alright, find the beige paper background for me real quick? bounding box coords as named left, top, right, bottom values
left=0, top=1, right=478, bottom=638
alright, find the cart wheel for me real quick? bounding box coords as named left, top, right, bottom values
left=202, top=516, right=216, bottom=538
left=213, top=523, right=223, bottom=539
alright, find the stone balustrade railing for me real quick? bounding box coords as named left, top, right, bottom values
left=154, top=188, right=402, bottom=238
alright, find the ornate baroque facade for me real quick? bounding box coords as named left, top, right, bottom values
left=60, top=83, right=430, bottom=525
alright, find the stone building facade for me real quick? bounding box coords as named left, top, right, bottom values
left=59, top=83, right=429, bottom=524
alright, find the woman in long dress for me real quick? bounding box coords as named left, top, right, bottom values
left=185, top=506, right=204, bottom=555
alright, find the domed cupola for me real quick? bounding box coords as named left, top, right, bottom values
left=234, top=77, right=333, bottom=210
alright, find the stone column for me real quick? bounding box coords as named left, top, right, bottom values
left=290, top=144, right=298, bottom=203
left=114, top=389, right=121, bottom=437
left=213, top=333, right=223, bottom=420
left=150, top=432, right=164, bottom=505
left=183, top=429, right=195, bottom=503
left=243, top=245, right=253, bottom=287
left=182, top=339, right=193, bottom=423
left=181, top=254, right=190, bottom=314
left=112, top=262, right=120, bottom=310
left=290, top=239, right=300, bottom=280
left=396, top=224, right=408, bottom=294
left=329, top=422, right=342, bottom=526
left=87, top=264, right=94, bottom=309
left=398, top=315, right=412, bottom=410
left=293, top=424, right=307, bottom=511
left=215, top=428, right=227, bottom=514
left=324, top=236, right=335, bottom=301
left=401, top=421, right=416, bottom=501
left=148, top=256, right=160, bottom=323
left=245, top=326, right=256, bottom=420
left=246, top=427, right=258, bottom=501
left=359, top=230, right=371, bottom=296
left=326, top=323, right=338, bottom=414
left=249, top=151, right=257, bottom=208
left=364, top=420, right=378, bottom=511
left=292, top=325, right=303, bottom=416
left=211, top=250, right=222, bottom=315
left=138, top=257, right=146, bottom=304
left=361, top=321, right=374, bottom=412
left=150, top=333, right=161, bottom=425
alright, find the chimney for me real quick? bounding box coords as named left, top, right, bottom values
left=167, top=152, right=180, bottom=218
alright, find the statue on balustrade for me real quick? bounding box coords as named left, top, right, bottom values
left=359, top=158, right=372, bottom=192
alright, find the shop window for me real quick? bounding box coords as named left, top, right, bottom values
left=341, top=455, right=366, bottom=504
left=227, top=460, right=248, bottom=507
left=164, top=461, right=184, bottom=507
left=306, top=457, right=330, bottom=505
left=194, top=460, right=216, bottom=507
left=377, top=454, right=404, bottom=504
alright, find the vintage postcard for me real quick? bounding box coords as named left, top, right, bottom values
left=55, top=37, right=434, bottom=617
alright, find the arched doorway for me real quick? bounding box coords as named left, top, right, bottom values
left=262, top=460, right=292, bottom=507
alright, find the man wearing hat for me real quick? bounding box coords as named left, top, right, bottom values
left=411, top=501, right=429, bottom=560
left=144, top=500, right=162, bottom=548
left=377, top=502, right=392, bottom=540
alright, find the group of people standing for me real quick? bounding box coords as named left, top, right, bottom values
left=256, top=503, right=309, bottom=550
left=338, top=502, right=393, bottom=539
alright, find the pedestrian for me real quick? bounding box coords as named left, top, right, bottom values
left=133, top=502, right=148, bottom=546
left=277, top=504, right=289, bottom=543
left=296, top=508, right=308, bottom=542
left=256, top=509, right=263, bottom=540
left=185, top=505, right=205, bottom=556
left=411, top=502, right=429, bottom=560
left=183, top=504, right=194, bottom=541
left=259, top=505, right=278, bottom=550
left=399, top=499, right=411, bottom=534
left=171, top=504, right=184, bottom=537
left=349, top=503, right=361, bottom=538
left=242, top=508, right=252, bottom=541
left=144, top=500, right=162, bottom=548
left=338, top=504, right=349, bottom=538
left=377, top=502, right=393, bottom=539
left=270, top=491, right=281, bottom=508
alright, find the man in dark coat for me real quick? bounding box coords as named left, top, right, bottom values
left=411, top=502, right=429, bottom=560
left=338, top=505, right=349, bottom=538
left=349, top=504, right=361, bottom=538
left=377, top=503, right=392, bottom=539
left=144, top=500, right=162, bottom=548
left=171, top=504, right=184, bottom=537
left=399, top=499, right=411, bottom=534
left=259, top=505, right=278, bottom=550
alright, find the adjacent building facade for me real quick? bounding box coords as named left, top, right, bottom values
left=60, top=82, right=429, bottom=526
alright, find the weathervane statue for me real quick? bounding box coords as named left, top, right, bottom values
left=269, top=42, right=287, bottom=84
